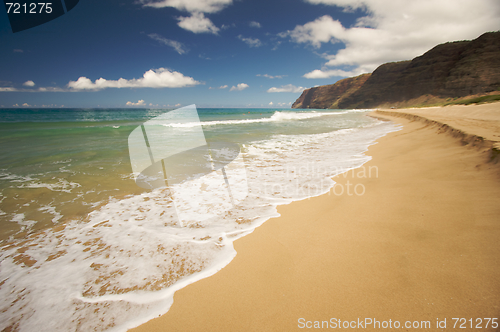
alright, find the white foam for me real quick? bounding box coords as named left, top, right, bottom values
left=51, top=159, right=72, bottom=165
left=163, top=110, right=361, bottom=128
left=0, top=172, right=37, bottom=182
left=0, top=187, right=275, bottom=331
left=11, top=213, right=36, bottom=229
left=38, top=205, right=63, bottom=224
left=19, top=179, right=81, bottom=193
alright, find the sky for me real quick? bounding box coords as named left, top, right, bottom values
left=0, top=0, right=499, bottom=108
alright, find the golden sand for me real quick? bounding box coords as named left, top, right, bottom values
left=130, top=103, right=500, bottom=332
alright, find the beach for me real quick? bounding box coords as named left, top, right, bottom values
left=131, top=103, right=500, bottom=331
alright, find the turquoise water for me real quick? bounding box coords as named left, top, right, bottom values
left=0, top=107, right=375, bottom=240
left=0, top=107, right=399, bottom=331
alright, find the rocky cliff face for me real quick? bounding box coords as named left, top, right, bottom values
left=291, top=74, right=370, bottom=109
left=337, top=61, right=410, bottom=109
left=293, top=31, right=500, bottom=109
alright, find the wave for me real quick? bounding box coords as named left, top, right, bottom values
left=163, top=110, right=366, bottom=128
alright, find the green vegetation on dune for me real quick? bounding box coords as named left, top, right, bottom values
left=444, top=94, right=500, bottom=106
left=397, top=94, right=500, bottom=109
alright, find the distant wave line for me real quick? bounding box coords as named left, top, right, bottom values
left=163, top=110, right=367, bottom=128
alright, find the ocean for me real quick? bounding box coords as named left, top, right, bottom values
left=0, top=107, right=399, bottom=331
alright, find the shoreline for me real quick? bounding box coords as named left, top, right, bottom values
left=130, top=103, right=500, bottom=331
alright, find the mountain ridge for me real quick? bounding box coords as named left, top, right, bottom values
left=292, top=31, right=500, bottom=109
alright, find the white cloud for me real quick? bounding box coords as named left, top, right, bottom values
left=238, top=35, right=262, bottom=47
left=283, top=15, right=345, bottom=48
left=0, top=85, right=67, bottom=92
left=271, top=41, right=282, bottom=51
left=303, top=68, right=364, bottom=79
left=208, top=84, right=228, bottom=89
left=275, top=102, right=291, bottom=107
left=36, top=87, right=66, bottom=92
left=22, top=103, right=31, bottom=107
left=257, top=74, right=286, bottom=79
left=269, top=101, right=274, bottom=105
left=68, top=68, right=201, bottom=90
left=283, top=0, right=500, bottom=78
left=267, top=84, right=306, bottom=93
left=141, top=0, right=232, bottom=13
left=177, top=12, right=219, bottom=34
left=148, top=33, right=188, bottom=54
left=230, top=83, right=249, bottom=91
left=23, top=80, right=35, bottom=87
left=13, top=49, right=23, bottom=53
left=141, top=0, right=231, bottom=35
left=1, top=87, right=67, bottom=92
left=126, top=100, right=146, bottom=106
left=249, top=21, right=261, bottom=28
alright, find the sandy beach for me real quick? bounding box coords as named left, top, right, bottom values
left=130, top=103, right=500, bottom=331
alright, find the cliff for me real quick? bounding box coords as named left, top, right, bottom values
left=291, top=74, right=370, bottom=109
left=293, top=31, right=500, bottom=109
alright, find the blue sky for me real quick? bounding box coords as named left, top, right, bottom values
left=1, top=0, right=499, bottom=108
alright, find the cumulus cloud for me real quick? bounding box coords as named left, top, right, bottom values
left=257, top=74, right=286, bottom=79
left=126, top=100, right=146, bottom=106
left=238, top=35, right=262, bottom=47
left=282, top=0, right=500, bottom=78
left=148, top=33, right=188, bottom=54
left=36, top=87, right=66, bottom=92
left=267, top=84, right=306, bottom=93
left=67, top=68, right=201, bottom=90
left=177, top=12, right=220, bottom=34
left=229, top=83, right=249, bottom=91
left=23, top=80, right=35, bottom=87
left=303, top=68, right=362, bottom=79
left=141, top=0, right=232, bottom=13
left=0, top=86, right=68, bottom=92
left=249, top=21, right=261, bottom=28
left=282, top=15, right=345, bottom=48
left=209, top=84, right=228, bottom=89
left=141, top=0, right=231, bottom=34
left=0, top=87, right=17, bottom=92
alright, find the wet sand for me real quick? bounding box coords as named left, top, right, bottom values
left=130, top=103, right=500, bottom=331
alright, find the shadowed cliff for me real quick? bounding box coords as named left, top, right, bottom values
left=293, top=31, right=500, bottom=109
